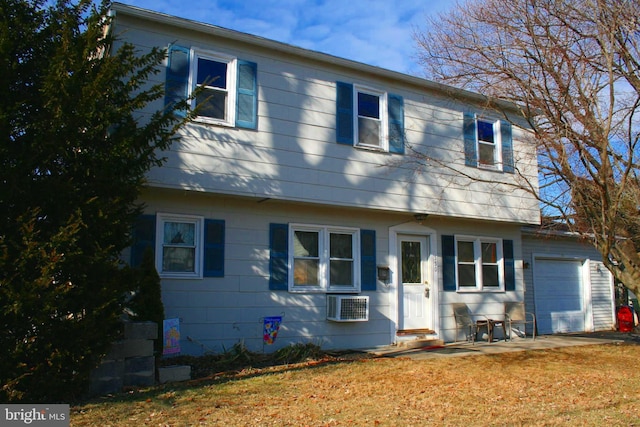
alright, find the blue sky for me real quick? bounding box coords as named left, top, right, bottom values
left=117, top=0, right=454, bottom=76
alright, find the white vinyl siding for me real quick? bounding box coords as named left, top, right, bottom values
left=113, top=14, right=539, bottom=226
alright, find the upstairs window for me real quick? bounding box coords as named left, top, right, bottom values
left=165, top=45, right=257, bottom=129
left=463, top=113, right=514, bottom=173
left=195, top=55, right=232, bottom=123
left=336, top=81, right=404, bottom=154
left=192, top=50, right=236, bottom=126
left=477, top=119, right=499, bottom=167
left=357, top=89, right=385, bottom=148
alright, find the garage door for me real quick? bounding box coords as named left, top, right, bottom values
left=534, top=258, right=585, bottom=334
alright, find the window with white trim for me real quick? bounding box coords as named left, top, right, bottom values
left=156, top=213, right=204, bottom=278
left=355, top=86, right=387, bottom=150
left=289, top=224, right=360, bottom=293
left=456, top=237, right=503, bottom=291
left=476, top=118, right=502, bottom=168
left=191, top=49, right=237, bottom=126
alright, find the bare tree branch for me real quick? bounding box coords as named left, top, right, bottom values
left=413, top=0, right=640, bottom=295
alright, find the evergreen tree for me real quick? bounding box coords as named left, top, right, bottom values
left=128, top=248, right=165, bottom=357
left=0, top=0, right=188, bottom=402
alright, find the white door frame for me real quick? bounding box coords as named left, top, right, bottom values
left=389, top=223, right=438, bottom=343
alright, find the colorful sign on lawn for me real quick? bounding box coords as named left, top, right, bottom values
left=163, top=318, right=181, bottom=355
left=263, top=316, right=282, bottom=345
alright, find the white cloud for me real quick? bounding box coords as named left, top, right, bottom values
left=118, top=0, right=453, bottom=75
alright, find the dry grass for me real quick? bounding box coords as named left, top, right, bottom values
left=71, top=343, right=640, bottom=426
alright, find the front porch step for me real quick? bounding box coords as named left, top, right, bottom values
left=397, top=329, right=436, bottom=336
left=397, top=338, right=444, bottom=349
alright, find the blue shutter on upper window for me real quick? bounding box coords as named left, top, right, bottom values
left=269, top=223, right=289, bottom=290
left=442, top=235, right=457, bottom=291
left=360, top=229, right=377, bottom=291
left=165, top=45, right=191, bottom=118
left=203, top=219, right=225, bottom=277
left=130, top=215, right=156, bottom=268
left=236, top=60, right=258, bottom=129
left=463, top=112, right=477, bottom=167
left=501, top=121, right=514, bottom=173
left=388, top=94, right=405, bottom=154
left=503, top=239, right=515, bottom=291
left=336, top=82, right=354, bottom=145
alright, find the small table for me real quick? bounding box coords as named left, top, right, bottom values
left=487, top=319, right=506, bottom=343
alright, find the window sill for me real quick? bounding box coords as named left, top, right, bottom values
left=193, top=116, right=235, bottom=128
left=160, top=272, right=203, bottom=280
left=355, top=144, right=388, bottom=154
left=456, top=288, right=504, bottom=293
left=289, top=288, right=361, bottom=294
left=477, top=164, right=503, bottom=172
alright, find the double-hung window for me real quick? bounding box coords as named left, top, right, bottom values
left=335, top=81, right=404, bottom=154
left=165, top=45, right=257, bottom=129
left=290, top=224, right=360, bottom=293
left=456, top=237, right=503, bottom=291
left=156, top=213, right=204, bottom=278
left=191, top=49, right=236, bottom=126
left=463, top=113, right=514, bottom=172
left=356, top=88, right=386, bottom=149
left=476, top=119, right=500, bottom=167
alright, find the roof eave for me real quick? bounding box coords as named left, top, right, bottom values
left=111, top=2, right=520, bottom=114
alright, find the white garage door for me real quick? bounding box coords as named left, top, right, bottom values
left=534, top=258, right=585, bottom=334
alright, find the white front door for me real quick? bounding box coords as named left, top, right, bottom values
left=398, top=235, right=431, bottom=331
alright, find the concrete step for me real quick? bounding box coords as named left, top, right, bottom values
left=396, top=338, right=444, bottom=349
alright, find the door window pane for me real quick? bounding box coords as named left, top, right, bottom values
left=401, top=241, right=421, bottom=284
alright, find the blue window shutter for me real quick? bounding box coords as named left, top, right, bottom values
left=204, top=219, right=225, bottom=277
left=442, top=235, right=456, bottom=291
left=360, top=229, right=377, bottom=291
left=269, top=223, right=289, bottom=290
left=501, top=121, right=514, bottom=173
left=463, top=112, right=477, bottom=167
left=165, top=45, right=191, bottom=118
left=503, top=239, right=515, bottom=291
left=130, top=215, right=156, bottom=268
left=336, top=81, right=354, bottom=145
left=236, top=60, right=258, bottom=129
left=388, top=94, right=405, bottom=154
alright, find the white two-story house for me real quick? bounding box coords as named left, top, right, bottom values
left=112, top=3, right=546, bottom=355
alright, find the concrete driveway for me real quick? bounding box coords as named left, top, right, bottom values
left=371, top=332, right=637, bottom=360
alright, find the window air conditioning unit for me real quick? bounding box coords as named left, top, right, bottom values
left=326, top=295, right=369, bottom=322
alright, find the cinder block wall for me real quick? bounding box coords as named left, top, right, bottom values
left=89, top=321, right=157, bottom=396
